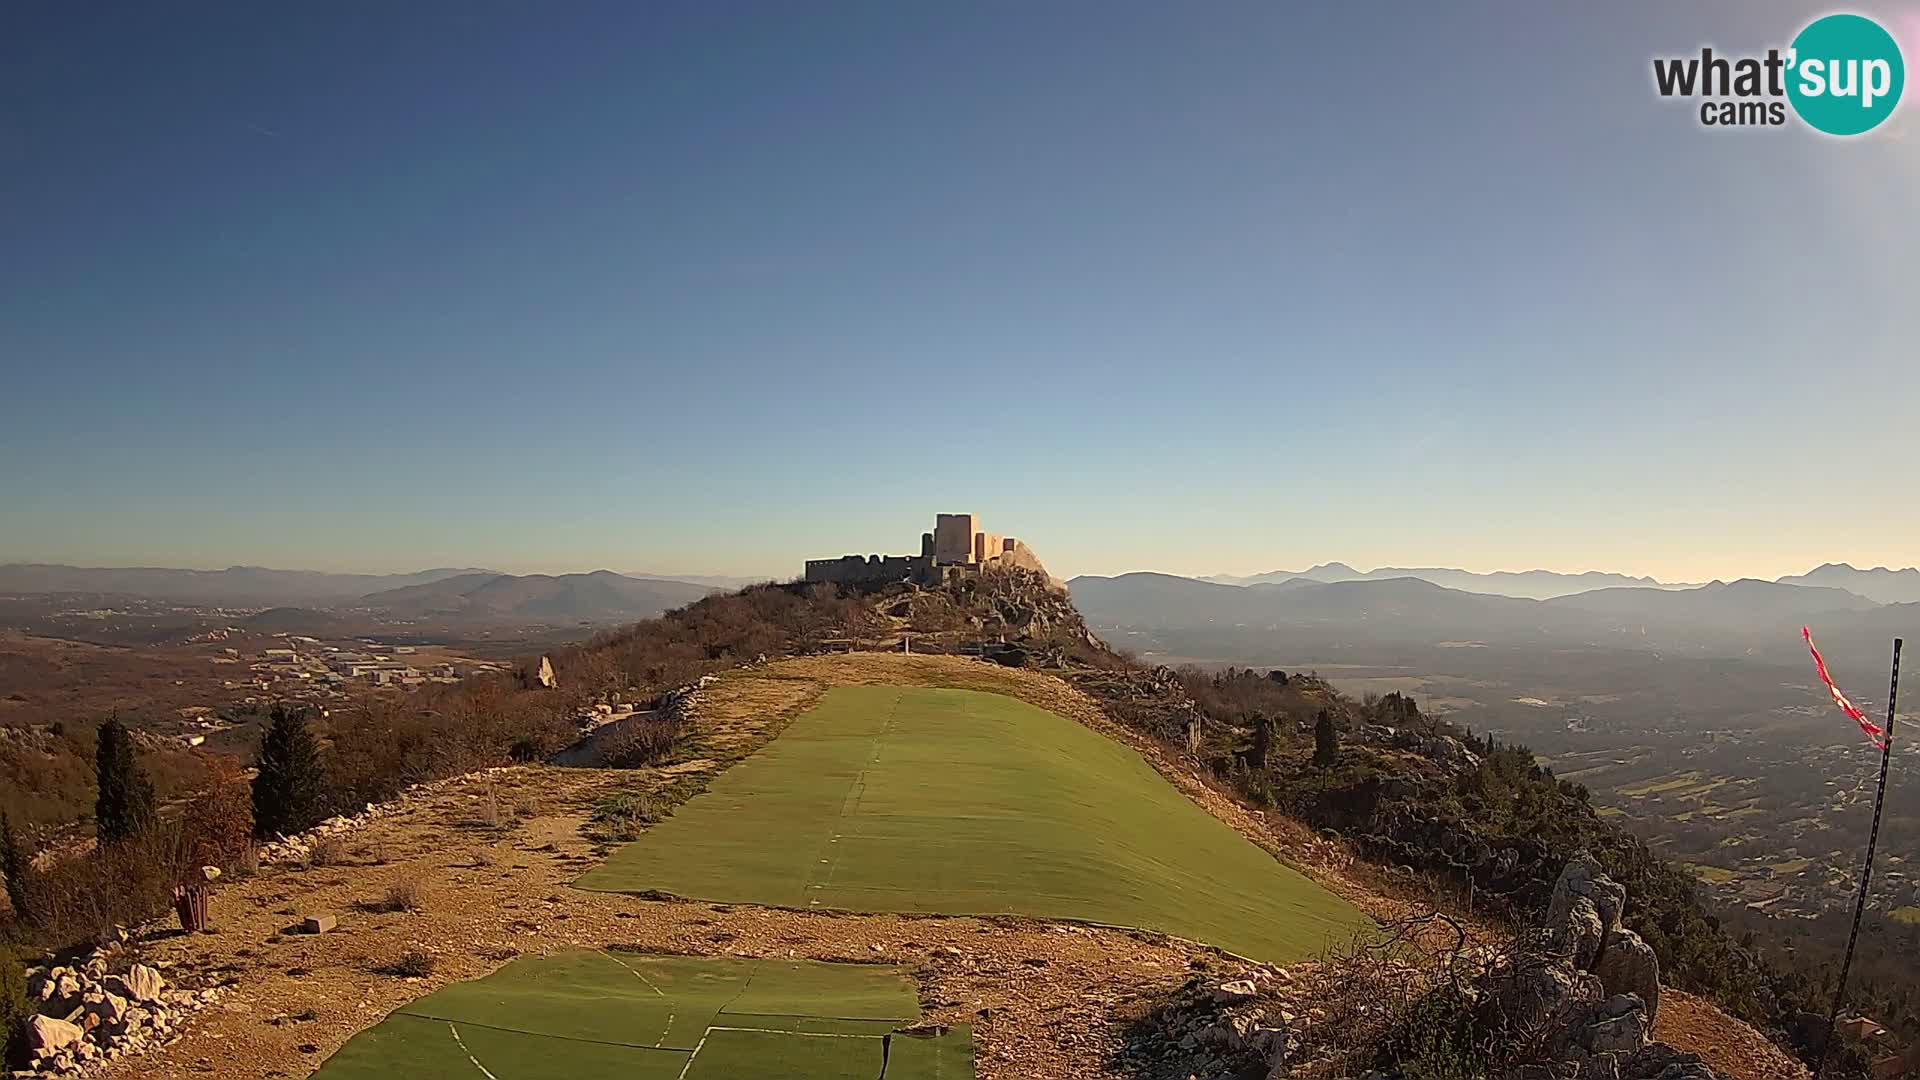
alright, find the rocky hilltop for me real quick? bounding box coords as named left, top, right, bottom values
left=0, top=567, right=1820, bottom=1080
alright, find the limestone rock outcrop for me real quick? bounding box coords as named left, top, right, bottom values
left=1478, top=851, right=1719, bottom=1080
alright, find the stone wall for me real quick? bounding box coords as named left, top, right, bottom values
left=803, top=553, right=935, bottom=586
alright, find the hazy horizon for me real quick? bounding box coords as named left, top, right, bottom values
left=7, top=3, right=1919, bottom=584
left=0, top=546, right=1913, bottom=588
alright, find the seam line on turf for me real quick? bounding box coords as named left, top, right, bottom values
left=706, top=1025, right=886, bottom=1039
left=810, top=687, right=901, bottom=903
left=448, top=1023, right=502, bottom=1080
left=399, top=1012, right=691, bottom=1052
left=596, top=948, right=676, bottom=1048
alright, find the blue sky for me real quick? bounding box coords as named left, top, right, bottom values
left=3, top=2, right=1917, bottom=581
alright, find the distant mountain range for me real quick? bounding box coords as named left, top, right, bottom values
left=0, top=564, right=495, bottom=606
left=1068, top=570, right=1915, bottom=663
left=0, top=563, right=724, bottom=622
left=1775, top=563, right=1920, bottom=605
left=1201, top=561, right=1920, bottom=604
left=1202, top=563, right=1687, bottom=600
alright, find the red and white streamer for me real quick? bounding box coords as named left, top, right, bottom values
left=1804, top=626, right=1887, bottom=748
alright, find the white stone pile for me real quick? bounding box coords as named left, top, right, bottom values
left=256, top=765, right=519, bottom=864
left=16, top=952, right=221, bottom=1077
left=1125, top=966, right=1305, bottom=1080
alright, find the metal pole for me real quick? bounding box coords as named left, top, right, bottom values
left=1813, top=638, right=1902, bottom=1080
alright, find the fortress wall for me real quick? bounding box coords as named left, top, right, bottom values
left=803, top=554, right=933, bottom=586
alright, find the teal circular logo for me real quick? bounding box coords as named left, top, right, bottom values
left=1787, top=14, right=1904, bottom=135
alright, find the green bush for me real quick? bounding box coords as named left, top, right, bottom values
left=0, top=941, right=26, bottom=1066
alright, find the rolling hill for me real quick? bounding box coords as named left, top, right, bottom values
left=0, top=563, right=495, bottom=605
left=351, top=570, right=715, bottom=621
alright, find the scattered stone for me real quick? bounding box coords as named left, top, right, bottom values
left=1210, top=979, right=1258, bottom=1004
left=301, top=913, right=338, bottom=934
left=20, top=948, right=216, bottom=1075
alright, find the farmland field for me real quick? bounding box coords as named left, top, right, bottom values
left=577, top=684, right=1369, bottom=963
left=311, top=951, right=971, bottom=1079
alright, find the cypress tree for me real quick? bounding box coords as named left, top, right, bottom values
left=1248, top=712, right=1273, bottom=771
left=1313, top=709, right=1339, bottom=767
left=253, top=705, right=326, bottom=838
left=94, top=716, right=156, bottom=843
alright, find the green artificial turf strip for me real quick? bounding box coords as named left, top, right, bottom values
left=721, top=957, right=919, bottom=1021
left=312, top=953, right=953, bottom=1080
left=577, top=685, right=1371, bottom=962
left=310, top=1013, right=692, bottom=1080
left=715, top=1013, right=905, bottom=1036
left=885, top=1025, right=977, bottom=1080
left=682, top=1028, right=882, bottom=1080
left=395, top=949, right=687, bottom=1048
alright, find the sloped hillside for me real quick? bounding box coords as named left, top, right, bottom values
left=353, top=570, right=714, bottom=621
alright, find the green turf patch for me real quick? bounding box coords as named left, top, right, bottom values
left=886, top=1025, right=977, bottom=1079
left=683, top=1028, right=880, bottom=1080
left=310, top=1013, right=692, bottom=1080
left=577, top=685, right=1371, bottom=963
left=310, top=953, right=947, bottom=1080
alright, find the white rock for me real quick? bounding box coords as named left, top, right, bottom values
left=107, top=964, right=166, bottom=1004
left=1211, top=979, right=1258, bottom=1005
left=26, top=1014, right=85, bottom=1054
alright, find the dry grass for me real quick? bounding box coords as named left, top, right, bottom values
left=366, top=877, right=426, bottom=914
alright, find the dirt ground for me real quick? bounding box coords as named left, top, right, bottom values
left=91, top=654, right=1805, bottom=1080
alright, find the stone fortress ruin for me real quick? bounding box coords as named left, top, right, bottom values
left=804, top=513, right=1050, bottom=587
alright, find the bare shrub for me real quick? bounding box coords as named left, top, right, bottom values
left=598, top=717, right=686, bottom=769
left=179, top=757, right=254, bottom=872
left=17, top=828, right=180, bottom=948
left=465, top=784, right=503, bottom=830
left=586, top=792, right=661, bottom=843
left=307, top=836, right=348, bottom=867
left=1292, top=913, right=1509, bottom=1078
left=378, top=948, right=435, bottom=978
left=380, top=878, right=425, bottom=913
